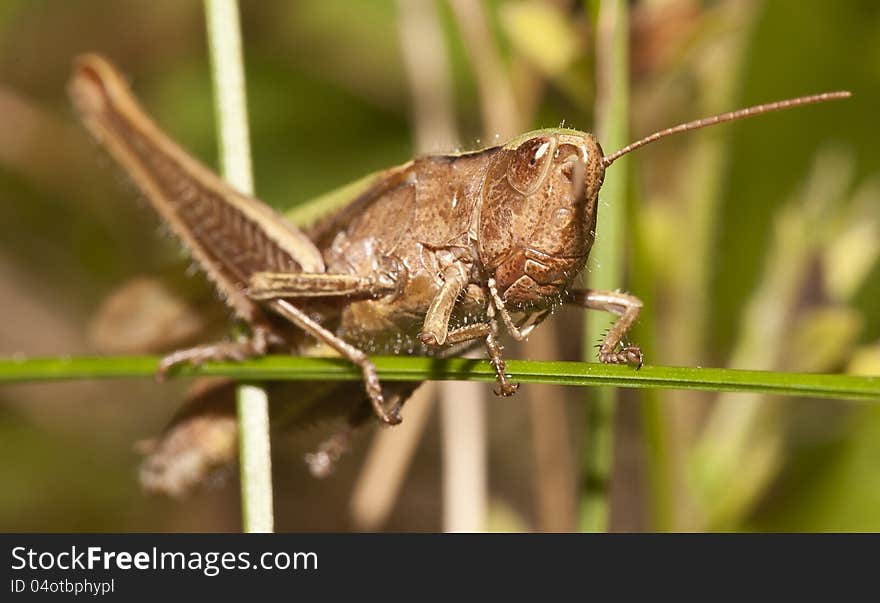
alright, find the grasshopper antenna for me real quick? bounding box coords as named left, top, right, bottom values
left=602, top=91, right=851, bottom=168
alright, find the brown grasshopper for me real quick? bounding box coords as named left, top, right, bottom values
left=69, top=54, right=849, bottom=473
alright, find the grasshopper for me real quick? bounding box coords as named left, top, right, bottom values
left=69, top=54, right=849, bottom=477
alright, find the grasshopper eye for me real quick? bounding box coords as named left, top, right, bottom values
left=560, top=154, right=587, bottom=200
left=508, top=137, right=554, bottom=194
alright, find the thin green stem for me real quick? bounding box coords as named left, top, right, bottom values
left=581, top=0, right=629, bottom=532
left=204, top=0, right=273, bottom=534
left=206, top=0, right=254, bottom=194
left=3, top=356, right=877, bottom=402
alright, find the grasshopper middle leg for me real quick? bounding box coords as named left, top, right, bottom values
left=247, top=271, right=397, bottom=300
left=268, top=299, right=401, bottom=425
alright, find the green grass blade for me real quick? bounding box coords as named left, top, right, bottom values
left=204, top=0, right=273, bottom=534
left=2, top=356, right=877, bottom=402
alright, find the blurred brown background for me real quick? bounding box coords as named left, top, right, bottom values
left=0, top=0, right=878, bottom=532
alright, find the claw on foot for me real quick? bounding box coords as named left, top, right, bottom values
left=378, top=405, right=402, bottom=426
left=363, top=369, right=403, bottom=426
left=599, top=344, right=644, bottom=369
left=493, top=380, right=520, bottom=397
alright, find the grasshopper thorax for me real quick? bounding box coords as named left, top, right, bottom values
left=477, top=129, right=605, bottom=310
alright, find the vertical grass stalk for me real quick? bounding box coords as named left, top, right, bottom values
left=661, top=3, right=757, bottom=530
left=204, top=0, right=274, bottom=533
left=580, top=0, right=629, bottom=532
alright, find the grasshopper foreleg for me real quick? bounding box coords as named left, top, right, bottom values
left=487, top=277, right=542, bottom=341
left=419, top=265, right=534, bottom=395
left=429, top=322, right=519, bottom=397
left=418, top=265, right=469, bottom=346
left=566, top=288, right=644, bottom=368
left=482, top=329, right=519, bottom=396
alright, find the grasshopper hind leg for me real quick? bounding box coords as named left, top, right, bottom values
left=304, top=398, right=374, bottom=478
left=304, top=382, right=420, bottom=477
left=156, top=324, right=278, bottom=379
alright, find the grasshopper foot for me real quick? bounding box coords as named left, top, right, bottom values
left=361, top=362, right=402, bottom=426
left=305, top=429, right=352, bottom=478
left=156, top=330, right=269, bottom=380
left=493, top=379, right=520, bottom=397
left=599, top=345, right=644, bottom=369
left=377, top=405, right=403, bottom=426
left=484, top=330, right=520, bottom=397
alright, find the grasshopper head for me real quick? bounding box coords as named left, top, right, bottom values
left=477, top=129, right=605, bottom=310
